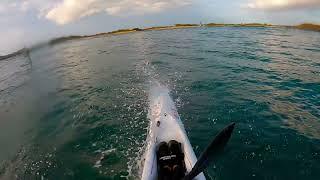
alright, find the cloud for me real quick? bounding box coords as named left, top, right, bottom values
left=0, top=5, right=5, bottom=14
left=45, top=0, right=191, bottom=25
left=0, top=29, right=26, bottom=55
left=246, top=0, right=320, bottom=10
left=0, top=2, right=17, bottom=14
left=0, top=0, right=57, bottom=15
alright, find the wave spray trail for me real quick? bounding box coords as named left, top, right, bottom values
left=148, top=82, right=184, bottom=139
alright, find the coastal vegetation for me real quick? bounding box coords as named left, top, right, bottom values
left=144, top=24, right=198, bottom=31
left=49, top=36, right=84, bottom=45
left=49, top=28, right=145, bottom=44
left=2, top=23, right=319, bottom=57
left=49, top=25, right=200, bottom=45
left=144, top=26, right=172, bottom=30
left=206, top=23, right=272, bottom=27
left=0, top=48, right=29, bottom=60
left=175, top=24, right=199, bottom=27
left=206, top=23, right=226, bottom=27
left=236, top=23, right=273, bottom=27
left=108, top=28, right=143, bottom=34
left=296, top=23, right=320, bottom=32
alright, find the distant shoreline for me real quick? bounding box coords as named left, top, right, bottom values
left=0, top=48, right=29, bottom=61
left=47, top=24, right=201, bottom=45
left=1, top=23, right=319, bottom=58
left=48, top=23, right=319, bottom=45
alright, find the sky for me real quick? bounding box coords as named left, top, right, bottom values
left=1, top=0, right=320, bottom=55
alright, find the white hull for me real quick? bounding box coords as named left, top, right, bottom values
left=141, top=84, right=206, bottom=180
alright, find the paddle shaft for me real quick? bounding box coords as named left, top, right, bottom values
left=184, top=123, right=236, bottom=180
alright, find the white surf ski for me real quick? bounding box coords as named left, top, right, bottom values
left=141, top=84, right=206, bottom=180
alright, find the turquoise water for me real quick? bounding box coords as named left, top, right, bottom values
left=0, top=27, right=320, bottom=180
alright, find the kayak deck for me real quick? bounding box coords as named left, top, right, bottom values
left=141, top=84, right=206, bottom=180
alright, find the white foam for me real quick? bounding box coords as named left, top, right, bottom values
left=93, top=148, right=116, bottom=168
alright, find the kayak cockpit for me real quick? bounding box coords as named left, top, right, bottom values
left=156, top=140, right=186, bottom=180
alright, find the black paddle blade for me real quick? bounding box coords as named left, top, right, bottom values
left=184, top=122, right=236, bottom=180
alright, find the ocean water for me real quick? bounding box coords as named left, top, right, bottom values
left=0, top=27, right=320, bottom=180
